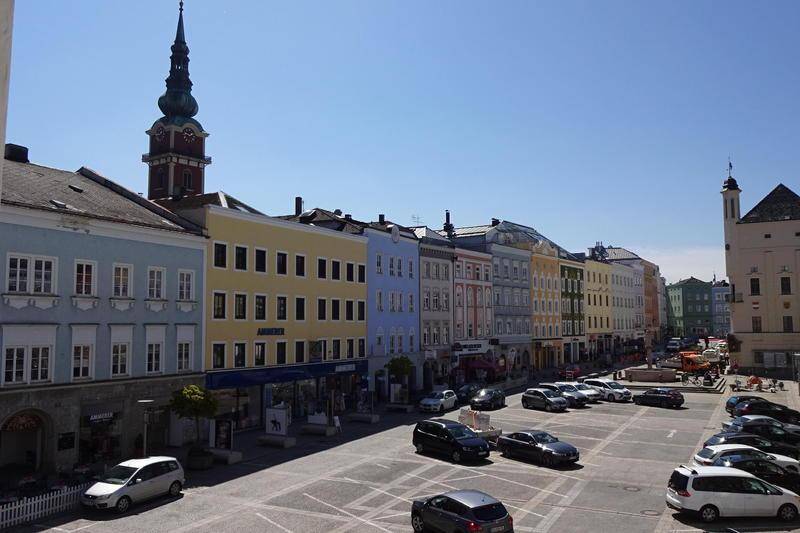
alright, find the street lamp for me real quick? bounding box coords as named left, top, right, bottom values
left=137, top=399, right=154, bottom=457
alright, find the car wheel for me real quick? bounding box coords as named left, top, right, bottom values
left=411, top=512, right=425, bottom=532
left=633, top=397, right=641, bottom=405
left=699, top=504, right=719, bottom=523
left=522, top=399, right=529, bottom=409
left=778, top=503, right=798, bottom=522
left=115, top=496, right=131, bottom=514
left=606, top=393, right=615, bottom=402
left=545, top=404, right=551, bottom=412
left=169, top=481, right=182, bottom=497
left=415, top=443, right=424, bottom=454
left=451, top=450, right=461, bottom=463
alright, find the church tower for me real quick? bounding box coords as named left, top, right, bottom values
left=143, top=1, right=210, bottom=200
left=721, top=161, right=741, bottom=284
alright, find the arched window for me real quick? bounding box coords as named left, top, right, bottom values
left=183, top=169, right=193, bottom=190
left=155, top=168, right=165, bottom=189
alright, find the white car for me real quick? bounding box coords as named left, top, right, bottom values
left=693, top=444, right=800, bottom=472
left=666, top=464, right=800, bottom=523
left=81, top=456, right=185, bottom=513
left=419, top=390, right=457, bottom=413
left=554, top=381, right=601, bottom=403
left=582, top=378, right=632, bottom=402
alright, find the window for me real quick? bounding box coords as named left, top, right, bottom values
left=148, top=267, right=165, bottom=299
left=409, top=294, right=415, bottom=312
left=317, top=257, right=327, bottom=279
left=177, top=342, right=191, bottom=372
left=346, top=262, right=355, bottom=282
left=332, top=260, right=341, bottom=280
left=182, top=169, right=193, bottom=190
left=213, top=292, right=226, bottom=319
left=295, top=254, right=306, bottom=277
left=234, top=343, right=246, bottom=368
left=782, top=277, right=792, bottom=295
left=376, top=254, right=383, bottom=274
left=276, top=341, right=287, bottom=364
left=345, top=300, right=354, bottom=321
left=331, top=299, right=341, bottom=320
left=433, top=290, right=440, bottom=310
left=332, top=339, right=341, bottom=360
left=389, top=257, right=395, bottom=276
left=146, top=343, right=162, bottom=373
left=358, top=264, right=366, bottom=283
left=397, top=258, right=402, bottom=277
left=235, top=293, right=247, bottom=320
left=254, top=342, right=266, bottom=366
left=409, top=260, right=414, bottom=279
left=358, top=338, right=366, bottom=357
left=295, top=297, right=305, bottom=321
left=235, top=245, right=248, bottom=271
left=424, top=290, right=430, bottom=310
left=25, top=345, right=48, bottom=382
left=276, top=252, right=288, bottom=275
left=212, top=343, right=226, bottom=369
left=277, top=296, right=288, bottom=320
left=784, top=316, right=794, bottom=333
left=255, top=248, right=267, bottom=273
left=347, top=339, right=355, bottom=359
left=75, top=261, right=95, bottom=296
left=358, top=300, right=366, bottom=321
left=752, top=316, right=762, bottom=333
left=295, top=340, right=305, bottom=363
left=4, top=347, right=24, bottom=383
left=443, top=326, right=449, bottom=344
left=113, top=264, right=131, bottom=298
left=377, top=291, right=383, bottom=311
left=111, top=343, right=128, bottom=377
left=72, top=346, right=92, bottom=379
left=423, top=327, right=430, bottom=346
left=317, top=298, right=327, bottom=320
left=213, top=242, right=227, bottom=268
left=750, top=278, right=760, bottom=296
left=178, top=270, right=194, bottom=300
left=255, top=294, right=267, bottom=320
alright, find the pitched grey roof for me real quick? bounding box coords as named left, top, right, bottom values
left=281, top=208, right=417, bottom=239
left=740, top=184, right=800, bottom=224
left=606, top=246, right=641, bottom=261
left=1, top=159, right=203, bottom=234
left=155, top=191, right=263, bottom=215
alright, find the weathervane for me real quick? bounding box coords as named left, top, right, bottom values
left=727, top=157, right=733, bottom=178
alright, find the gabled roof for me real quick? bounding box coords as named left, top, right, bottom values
left=740, top=184, right=800, bottom=224
left=155, top=191, right=263, bottom=215
left=280, top=208, right=417, bottom=239
left=670, top=276, right=709, bottom=287
left=441, top=219, right=579, bottom=260
left=411, top=226, right=451, bottom=243
left=1, top=159, right=203, bottom=234
left=605, top=247, right=641, bottom=261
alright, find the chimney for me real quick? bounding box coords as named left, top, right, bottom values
left=5, top=144, right=29, bottom=163
left=443, top=209, right=455, bottom=238
left=334, top=209, right=343, bottom=216
left=491, top=218, right=500, bottom=226
left=378, top=213, right=385, bottom=224
left=294, top=196, right=303, bottom=216
left=344, top=214, right=352, bottom=220
left=445, top=210, right=451, bottom=226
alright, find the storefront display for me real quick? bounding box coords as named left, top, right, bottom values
left=78, top=404, right=123, bottom=465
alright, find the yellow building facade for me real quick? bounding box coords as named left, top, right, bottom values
left=584, top=258, right=613, bottom=360
left=529, top=241, right=563, bottom=369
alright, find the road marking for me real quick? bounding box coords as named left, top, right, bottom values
left=374, top=463, right=390, bottom=469
left=255, top=512, right=294, bottom=533
left=667, top=429, right=676, bottom=438
left=341, top=477, right=414, bottom=504
left=303, top=492, right=391, bottom=533
left=505, top=503, right=547, bottom=518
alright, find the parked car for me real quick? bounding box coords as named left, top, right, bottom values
left=693, top=444, right=800, bottom=471
left=412, top=419, right=490, bottom=463
left=456, top=383, right=482, bottom=404
left=81, top=456, right=184, bottom=513
left=666, top=464, right=799, bottom=523
left=419, top=390, right=458, bottom=413
left=723, top=415, right=800, bottom=436
left=583, top=378, right=632, bottom=402
left=712, top=455, right=800, bottom=493
left=557, top=364, right=582, bottom=379
left=470, top=388, right=506, bottom=410
left=632, top=388, right=684, bottom=408
left=734, top=401, right=800, bottom=424
left=726, top=395, right=766, bottom=415
left=497, top=430, right=579, bottom=466
left=411, top=490, right=513, bottom=533
left=539, top=382, right=587, bottom=408
left=555, top=381, right=602, bottom=403
left=666, top=340, right=680, bottom=353
left=704, top=432, right=800, bottom=460
left=521, top=388, right=568, bottom=412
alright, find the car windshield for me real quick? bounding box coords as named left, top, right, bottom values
left=426, top=392, right=444, bottom=399
left=697, top=448, right=716, bottom=459
left=558, top=384, right=577, bottom=392
left=97, top=465, right=137, bottom=485
left=449, top=426, right=479, bottom=440
left=472, top=503, right=508, bottom=522
left=477, top=389, right=492, bottom=397
left=608, top=382, right=625, bottom=390
left=706, top=436, right=724, bottom=445
left=532, top=432, right=558, bottom=444
left=541, top=390, right=558, bottom=398
left=574, top=384, right=591, bottom=391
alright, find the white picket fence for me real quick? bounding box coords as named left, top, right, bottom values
left=0, top=482, right=90, bottom=530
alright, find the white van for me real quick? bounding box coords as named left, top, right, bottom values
left=81, top=456, right=185, bottom=513
left=583, top=378, right=632, bottom=402
left=666, top=464, right=799, bottom=523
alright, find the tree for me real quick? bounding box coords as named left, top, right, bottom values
left=385, top=356, right=414, bottom=403
left=169, top=385, right=218, bottom=446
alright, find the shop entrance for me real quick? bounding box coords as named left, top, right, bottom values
left=0, top=409, right=52, bottom=474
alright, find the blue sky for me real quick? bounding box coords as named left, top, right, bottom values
left=7, top=1, right=800, bottom=282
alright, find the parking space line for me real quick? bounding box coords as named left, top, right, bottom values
left=505, top=503, right=546, bottom=518
left=341, top=477, right=414, bottom=504
left=303, top=492, right=391, bottom=532
left=255, top=512, right=294, bottom=533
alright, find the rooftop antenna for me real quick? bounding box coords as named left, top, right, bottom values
left=411, top=214, right=422, bottom=225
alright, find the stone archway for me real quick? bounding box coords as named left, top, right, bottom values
left=0, top=409, right=53, bottom=472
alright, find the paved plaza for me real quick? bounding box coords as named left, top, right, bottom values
left=22, top=387, right=800, bottom=533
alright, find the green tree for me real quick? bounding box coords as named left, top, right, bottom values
left=169, top=385, right=218, bottom=446
left=385, top=356, right=413, bottom=403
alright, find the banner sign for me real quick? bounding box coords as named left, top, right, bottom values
left=265, top=407, right=290, bottom=436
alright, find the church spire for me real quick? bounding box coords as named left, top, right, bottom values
left=157, top=1, right=198, bottom=120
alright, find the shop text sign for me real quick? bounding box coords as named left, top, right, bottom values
left=257, top=327, right=285, bottom=336
left=335, top=364, right=356, bottom=373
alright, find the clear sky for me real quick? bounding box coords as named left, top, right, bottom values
left=7, top=1, right=800, bottom=283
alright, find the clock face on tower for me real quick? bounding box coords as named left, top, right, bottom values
left=154, top=126, right=165, bottom=142
left=182, top=128, right=196, bottom=143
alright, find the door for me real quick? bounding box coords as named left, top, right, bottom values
left=516, top=433, right=537, bottom=460
left=424, top=496, right=449, bottom=532
left=444, top=391, right=456, bottom=410
left=127, top=464, right=158, bottom=502
left=432, top=426, right=450, bottom=455
left=533, top=391, right=545, bottom=409
left=738, top=478, right=777, bottom=517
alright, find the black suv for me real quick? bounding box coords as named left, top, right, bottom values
left=411, top=490, right=513, bottom=533
left=413, top=419, right=490, bottom=463
left=704, top=432, right=800, bottom=459
left=456, top=383, right=482, bottom=404
left=470, top=388, right=506, bottom=410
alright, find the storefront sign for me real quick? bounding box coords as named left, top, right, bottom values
left=257, top=327, right=285, bottom=336
left=57, top=432, right=75, bottom=451
left=424, top=350, right=437, bottom=360
left=89, top=412, right=115, bottom=423
left=453, top=340, right=489, bottom=355
left=335, top=363, right=356, bottom=373
left=265, top=407, right=290, bottom=436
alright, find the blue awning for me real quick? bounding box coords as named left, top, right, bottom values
left=205, top=359, right=368, bottom=390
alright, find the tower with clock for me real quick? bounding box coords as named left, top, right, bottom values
left=143, top=1, right=210, bottom=200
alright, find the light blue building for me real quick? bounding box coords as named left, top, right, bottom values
left=0, top=146, right=206, bottom=473
left=712, top=279, right=731, bottom=338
